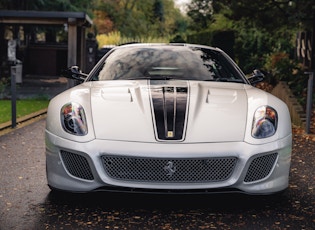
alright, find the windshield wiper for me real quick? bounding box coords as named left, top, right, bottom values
left=151, top=76, right=174, bottom=80
left=123, top=76, right=174, bottom=80
left=215, top=78, right=244, bottom=83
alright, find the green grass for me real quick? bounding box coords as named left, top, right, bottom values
left=0, top=99, right=49, bottom=123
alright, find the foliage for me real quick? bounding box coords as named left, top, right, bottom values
left=211, top=0, right=315, bottom=32
left=210, top=13, right=234, bottom=31
left=186, top=0, right=313, bottom=68
left=232, top=20, right=274, bottom=73
left=94, top=0, right=187, bottom=40
left=185, top=0, right=313, bottom=111
left=1, top=0, right=188, bottom=46
left=265, top=52, right=294, bottom=82
left=0, top=0, right=96, bottom=17
left=96, top=31, right=170, bottom=47
left=186, top=0, right=214, bottom=30
left=93, top=10, right=114, bottom=34
left=96, top=31, right=121, bottom=46
left=0, top=77, right=9, bottom=98
left=186, top=29, right=234, bottom=58
left=0, top=99, right=49, bottom=123
left=264, top=51, right=308, bottom=106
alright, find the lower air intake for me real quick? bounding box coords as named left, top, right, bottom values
left=244, top=153, right=278, bottom=182
left=101, top=156, right=237, bottom=183
left=60, top=150, right=94, bottom=180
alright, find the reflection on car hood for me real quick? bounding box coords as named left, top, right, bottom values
left=90, top=80, right=248, bottom=142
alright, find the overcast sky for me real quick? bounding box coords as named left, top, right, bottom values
left=174, top=0, right=191, bottom=13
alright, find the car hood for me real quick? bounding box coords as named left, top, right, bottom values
left=90, top=80, right=248, bottom=143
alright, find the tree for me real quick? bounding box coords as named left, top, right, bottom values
left=186, top=0, right=214, bottom=30
left=212, top=0, right=315, bottom=31
left=94, top=0, right=187, bottom=40
left=0, top=0, right=96, bottom=22
left=1, top=0, right=190, bottom=42
left=154, top=0, right=164, bottom=23
left=0, top=0, right=95, bottom=15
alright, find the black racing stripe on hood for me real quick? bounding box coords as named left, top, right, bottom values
left=150, top=80, right=188, bottom=141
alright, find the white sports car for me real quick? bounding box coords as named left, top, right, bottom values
left=45, top=43, right=292, bottom=194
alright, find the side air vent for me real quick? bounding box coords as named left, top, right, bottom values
left=244, top=153, right=278, bottom=183
left=60, top=150, right=94, bottom=180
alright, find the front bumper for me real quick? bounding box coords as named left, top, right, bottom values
left=45, top=130, right=292, bottom=194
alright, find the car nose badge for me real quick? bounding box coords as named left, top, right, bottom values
left=164, top=161, right=176, bottom=176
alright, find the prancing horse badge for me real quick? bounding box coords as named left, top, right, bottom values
left=164, top=161, right=176, bottom=176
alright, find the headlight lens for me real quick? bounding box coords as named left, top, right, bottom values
left=61, top=102, right=88, bottom=136
left=252, top=106, right=277, bottom=138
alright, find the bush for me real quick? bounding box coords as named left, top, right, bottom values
left=0, top=77, right=9, bottom=98
left=264, top=51, right=310, bottom=107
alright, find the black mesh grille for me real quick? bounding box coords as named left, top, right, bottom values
left=244, top=153, right=278, bottom=182
left=101, top=156, right=237, bottom=183
left=60, top=150, right=94, bottom=180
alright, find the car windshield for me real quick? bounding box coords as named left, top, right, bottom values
left=90, top=45, right=245, bottom=83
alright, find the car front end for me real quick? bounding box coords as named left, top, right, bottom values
left=45, top=79, right=292, bottom=195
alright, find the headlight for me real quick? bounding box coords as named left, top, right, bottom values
left=61, top=102, right=88, bottom=136
left=252, top=106, right=277, bottom=138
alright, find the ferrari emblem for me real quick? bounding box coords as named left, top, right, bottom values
left=164, top=161, right=176, bottom=176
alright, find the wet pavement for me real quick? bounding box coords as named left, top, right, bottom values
left=0, top=118, right=314, bottom=229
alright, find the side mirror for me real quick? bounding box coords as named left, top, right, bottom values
left=61, top=66, right=88, bottom=82
left=247, top=69, right=265, bottom=85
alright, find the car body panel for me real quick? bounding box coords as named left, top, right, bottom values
left=46, top=131, right=291, bottom=193
left=89, top=80, right=248, bottom=142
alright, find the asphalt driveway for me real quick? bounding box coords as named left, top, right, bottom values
left=0, top=118, right=314, bottom=229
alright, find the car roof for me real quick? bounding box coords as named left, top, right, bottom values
left=115, top=43, right=223, bottom=52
